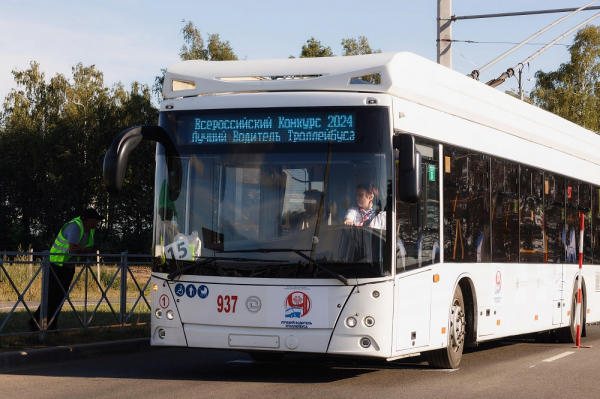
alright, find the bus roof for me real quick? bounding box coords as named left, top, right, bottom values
left=163, top=52, right=600, bottom=168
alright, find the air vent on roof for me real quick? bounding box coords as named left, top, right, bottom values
left=172, top=79, right=196, bottom=91
left=216, top=74, right=323, bottom=82
left=350, top=73, right=381, bottom=85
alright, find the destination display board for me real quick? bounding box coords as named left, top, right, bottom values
left=179, top=111, right=356, bottom=145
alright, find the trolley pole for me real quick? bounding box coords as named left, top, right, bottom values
left=575, top=213, right=591, bottom=348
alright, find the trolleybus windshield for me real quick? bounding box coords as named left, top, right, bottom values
left=153, top=106, right=392, bottom=280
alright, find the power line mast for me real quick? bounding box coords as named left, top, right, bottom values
left=468, top=1, right=598, bottom=81
left=437, top=0, right=452, bottom=68
left=437, top=1, right=600, bottom=99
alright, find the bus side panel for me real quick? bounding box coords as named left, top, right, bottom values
left=395, top=269, right=432, bottom=351
left=587, top=267, right=600, bottom=323
left=151, top=275, right=188, bottom=347
left=328, top=280, right=394, bottom=358
left=476, top=263, right=564, bottom=341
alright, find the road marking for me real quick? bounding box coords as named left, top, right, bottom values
left=543, top=351, right=574, bottom=362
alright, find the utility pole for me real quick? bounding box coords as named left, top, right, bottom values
left=437, top=0, right=452, bottom=68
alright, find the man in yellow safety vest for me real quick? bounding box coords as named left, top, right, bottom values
left=29, top=209, right=101, bottom=331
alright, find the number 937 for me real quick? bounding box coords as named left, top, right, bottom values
left=217, top=295, right=238, bottom=313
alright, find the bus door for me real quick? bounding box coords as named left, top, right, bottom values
left=394, top=139, right=439, bottom=352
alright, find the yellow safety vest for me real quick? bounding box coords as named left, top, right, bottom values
left=49, top=217, right=95, bottom=266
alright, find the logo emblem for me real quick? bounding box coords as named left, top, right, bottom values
left=198, top=285, right=209, bottom=299
left=284, top=291, right=311, bottom=318
left=174, top=283, right=185, bottom=297
left=246, top=296, right=261, bottom=313
left=186, top=284, right=197, bottom=298
left=495, top=271, right=502, bottom=295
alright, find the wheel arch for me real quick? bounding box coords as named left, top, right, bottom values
left=573, top=273, right=588, bottom=336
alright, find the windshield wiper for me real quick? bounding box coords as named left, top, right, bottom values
left=167, top=258, right=217, bottom=280
left=217, top=248, right=349, bottom=285
left=166, top=256, right=287, bottom=280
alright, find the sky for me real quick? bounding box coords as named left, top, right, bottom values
left=1, top=0, right=600, bottom=103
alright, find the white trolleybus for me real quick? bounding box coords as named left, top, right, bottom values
left=104, top=52, right=600, bottom=368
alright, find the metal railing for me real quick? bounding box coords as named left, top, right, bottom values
left=0, top=251, right=152, bottom=340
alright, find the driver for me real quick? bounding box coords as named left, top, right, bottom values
left=344, top=183, right=385, bottom=229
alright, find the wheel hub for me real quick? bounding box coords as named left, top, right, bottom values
left=450, top=300, right=466, bottom=351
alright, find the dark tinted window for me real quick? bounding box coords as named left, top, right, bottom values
left=443, top=147, right=490, bottom=263
left=565, top=180, right=592, bottom=264
left=592, top=187, right=600, bottom=264
left=519, top=167, right=544, bottom=263
left=544, top=173, right=564, bottom=263
left=397, top=140, right=440, bottom=272
left=491, top=158, right=519, bottom=262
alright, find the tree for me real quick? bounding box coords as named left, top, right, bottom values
left=179, top=20, right=208, bottom=61
left=341, top=36, right=382, bottom=84
left=299, top=37, right=334, bottom=58
left=206, top=33, right=238, bottom=61
left=505, top=89, right=534, bottom=105
left=92, top=80, right=158, bottom=254
left=180, top=21, right=238, bottom=61
left=0, top=62, right=158, bottom=252
left=531, top=25, right=600, bottom=132
left=154, top=21, right=238, bottom=99
left=0, top=62, right=54, bottom=249
left=341, top=36, right=381, bottom=56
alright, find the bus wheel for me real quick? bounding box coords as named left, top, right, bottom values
left=556, top=285, right=584, bottom=344
left=249, top=352, right=285, bottom=362
left=426, top=285, right=466, bottom=369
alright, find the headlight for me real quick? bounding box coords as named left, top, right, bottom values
left=155, top=309, right=163, bottom=319
left=360, top=337, right=371, bottom=348
left=364, top=316, right=375, bottom=327
left=346, top=317, right=357, bottom=328
left=167, top=310, right=174, bottom=320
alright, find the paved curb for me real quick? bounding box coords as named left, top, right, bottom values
left=0, top=338, right=151, bottom=371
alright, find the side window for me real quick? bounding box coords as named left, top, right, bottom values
left=396, top=140, right=440, bottom=272
left=593, top=187, right=600, bottom=264
left=544, top=173, right=565, bottom=263
left=491, top=158, right=519, bottom=262
left=582, top=185, right=592, bottom=264
left=565, top=180, right=591, bottom=264
left=443, top=147, right=490, bottom=263
left=519, top=167, right=544, bottom=262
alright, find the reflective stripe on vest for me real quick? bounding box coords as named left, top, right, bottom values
left=49, top=217, right=95, bottom=266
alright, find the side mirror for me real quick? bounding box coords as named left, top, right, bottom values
left=393, top=134, right=416, bottom=172
left=399, top=151, right=422, bottom=204
left=394, top=133, right=422, bottom=204
left=103, top=125, right=182, bottom=200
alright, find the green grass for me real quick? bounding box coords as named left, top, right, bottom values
left=0, top=262, right=151, bottom=303
left=0, top=254, right=153, bottom=352
left=0, top=305, right=151, bottom=352
left=1, top=304, right=151, bottom=333
left=0, top=324, right=150, bottom=352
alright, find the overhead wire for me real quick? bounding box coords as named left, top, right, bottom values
left=445, top=39, right=569, bottom=46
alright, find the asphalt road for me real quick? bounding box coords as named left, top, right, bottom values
left=2, top=326, right=600, bottom=398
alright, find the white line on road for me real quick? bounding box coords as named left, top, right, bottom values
left=543, top=351, right=574, bottom=362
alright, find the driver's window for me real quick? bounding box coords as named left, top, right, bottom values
left=396, top=140, right=440, bottom=272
